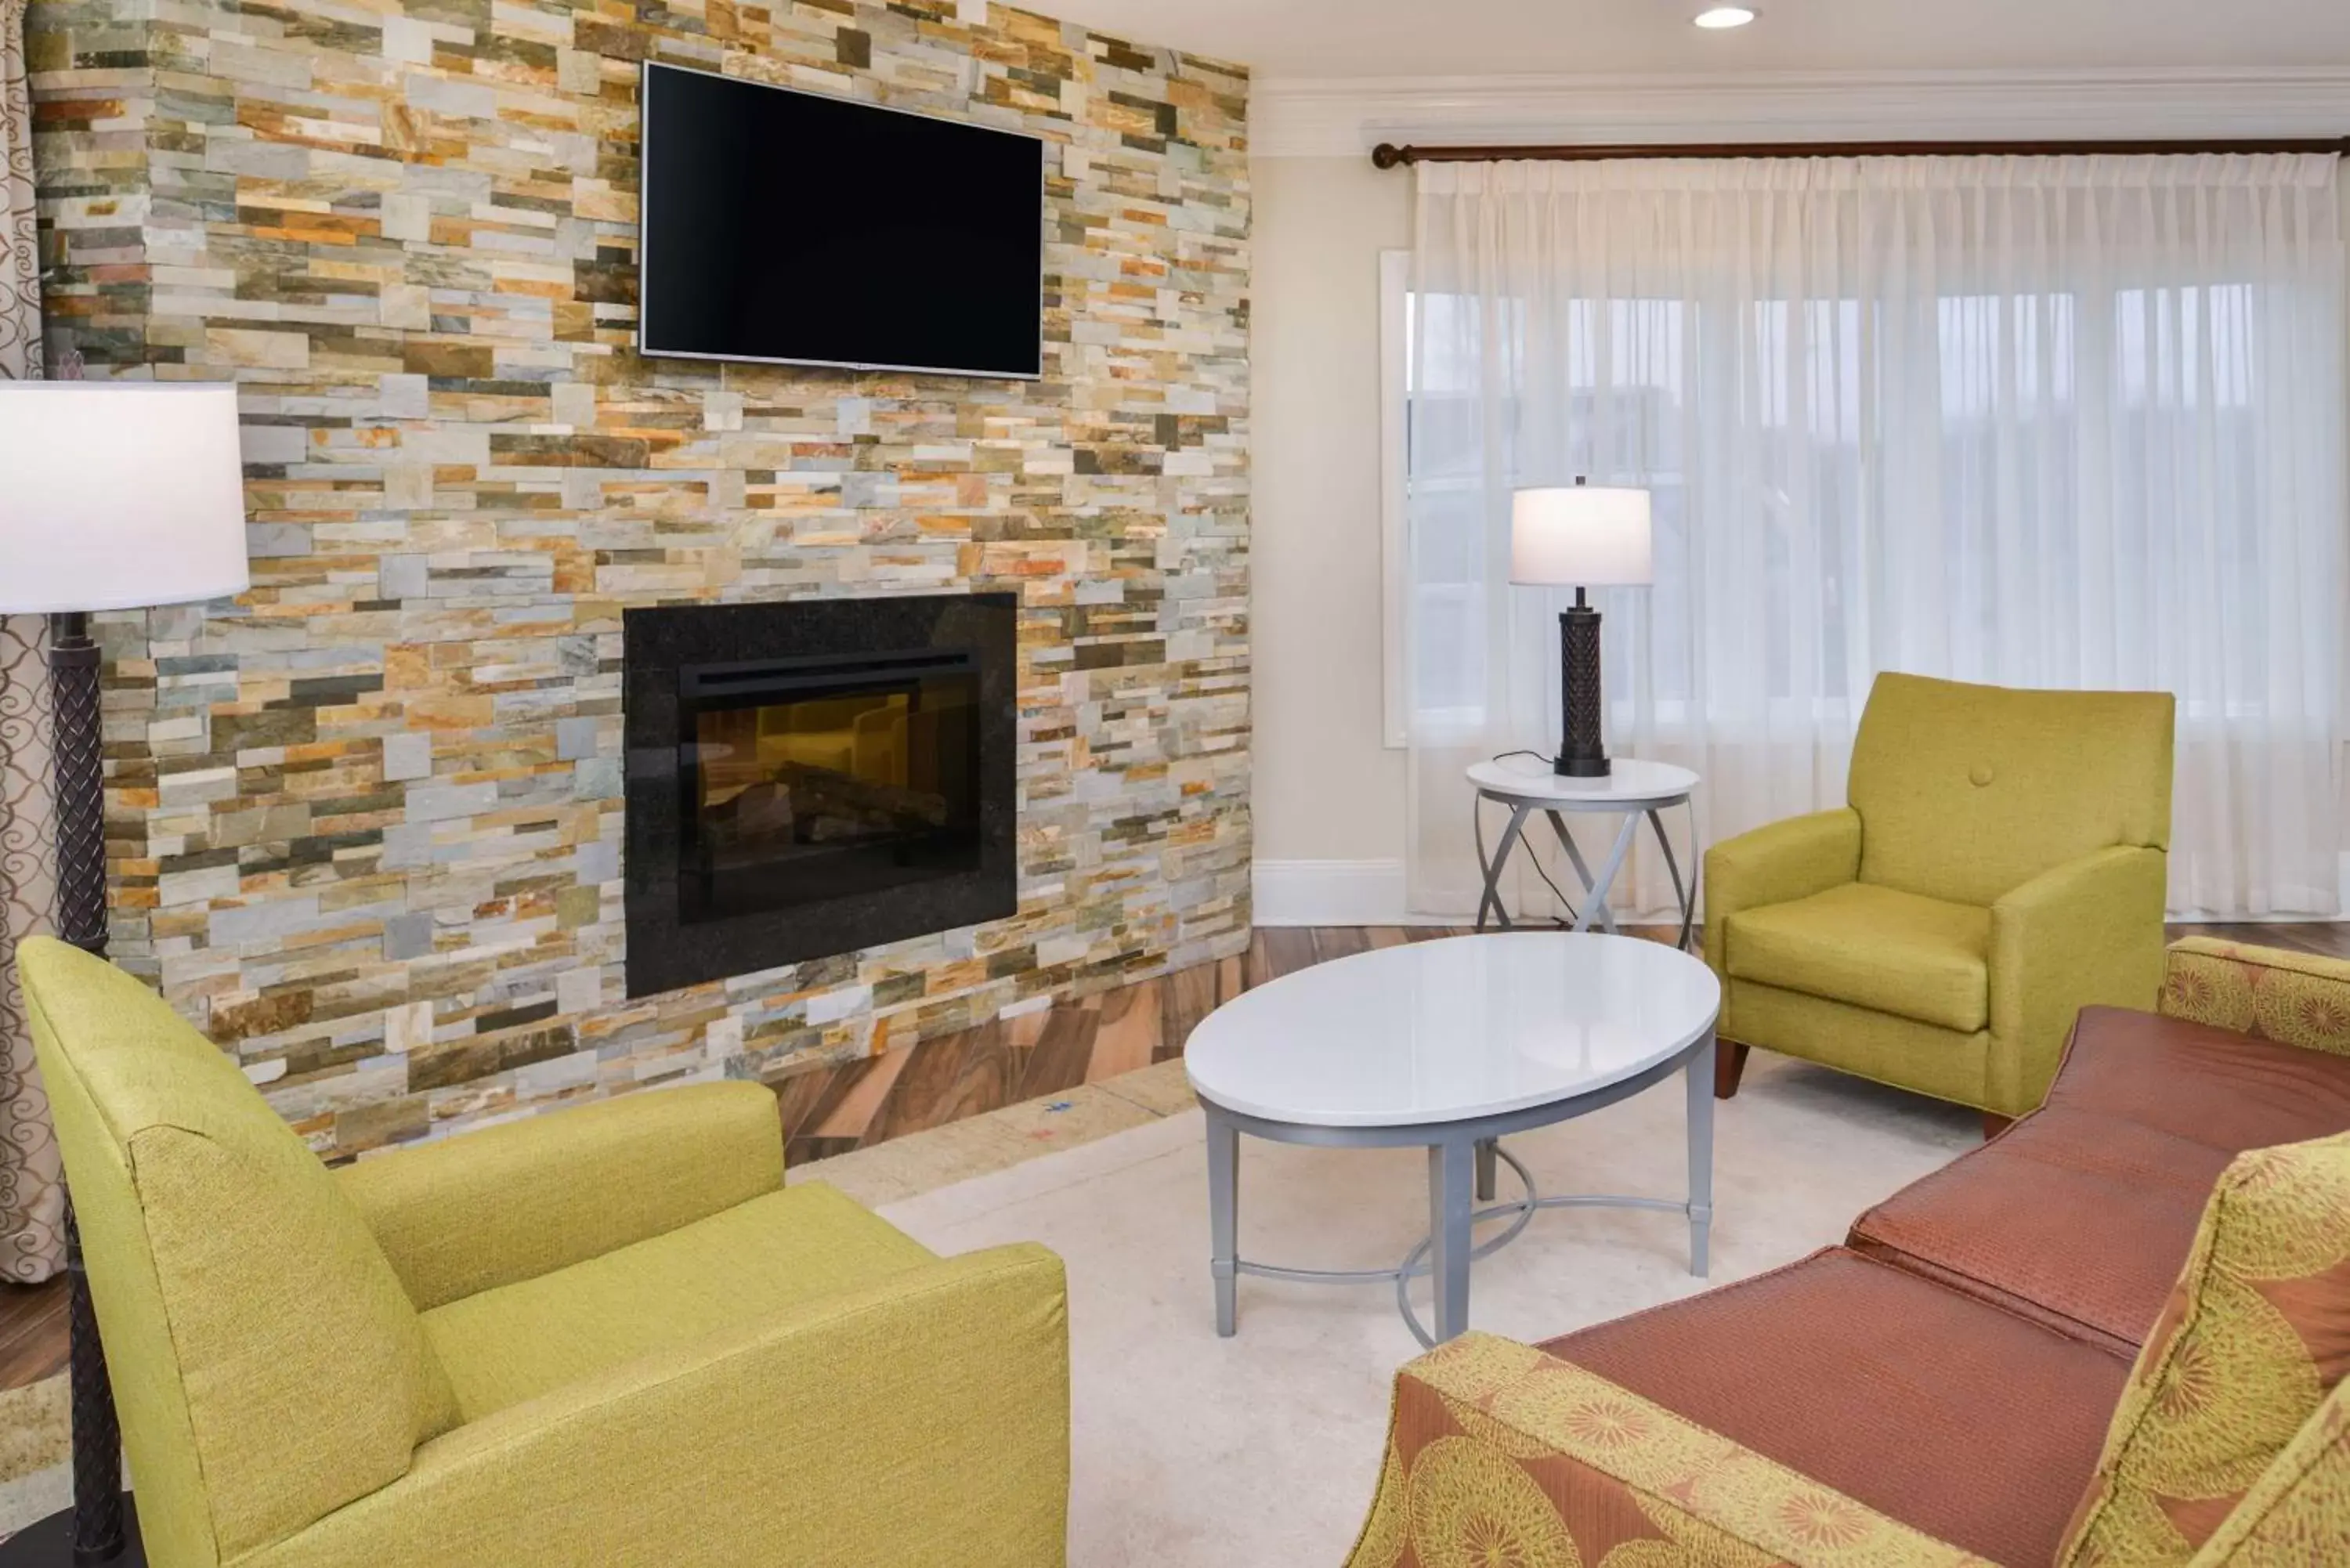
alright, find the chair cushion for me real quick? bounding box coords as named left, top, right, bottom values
left=422, top=1181, right=936, bottom=1421
left=1851, top=1007, right=2350, bottom=1354
left=2059, top=1130, right=2350, bottom=1566
left=2046, top=1006, right=2350, bottom=1148
left=1539, top=1247, right=2131, bottom=1568
left=1725, top=881, right=1990, bottom=1032
left=1853, top=1110, right=2228, bottom=1357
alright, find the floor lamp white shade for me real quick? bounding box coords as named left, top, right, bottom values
left=0, top=383, right=251, bottom=614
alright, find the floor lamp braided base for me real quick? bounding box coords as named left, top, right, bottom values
left=0, top=612, right=142, bottom=1565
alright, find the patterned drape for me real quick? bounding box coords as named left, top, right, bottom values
left=0, top=0, right=66, bottom=1283
left=0, top=0, right=30, bottom=377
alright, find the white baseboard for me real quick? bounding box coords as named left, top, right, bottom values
left=1251, top=859, right=1423, bottom=927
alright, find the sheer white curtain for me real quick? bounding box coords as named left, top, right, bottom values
left=1405, top=154, right=2348, bottom=923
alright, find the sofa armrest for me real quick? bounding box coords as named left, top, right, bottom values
left=2183, top=1381, right=2350, bottom=1566
left=1345, top=1332, right=1989, bottom=1568
left=248, top=1243, right=1068, bottom=1568
left=334, top=1081, right=784, bottom=1310
left=2160, top=937, right=2350, bottom=1056
left=1701, top=808, right=1863, bottom=975
left=1987, top=845, right=2168, bottom=1116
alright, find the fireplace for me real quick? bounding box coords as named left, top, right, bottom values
left=624, top=594, right=1018, bottom=997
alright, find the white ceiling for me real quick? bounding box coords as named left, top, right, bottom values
left=1042, top=0, right=2350, bottom=78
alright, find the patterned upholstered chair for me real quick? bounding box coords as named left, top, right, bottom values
left=1343, top=938, right=2350, bottom=1566
left=1705, top=671, right=2175, bottom=1130
left=19, top=936, right=1071, bottom=1568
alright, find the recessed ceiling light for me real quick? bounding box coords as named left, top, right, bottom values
left=1694, top=5, right=1758, bottom=27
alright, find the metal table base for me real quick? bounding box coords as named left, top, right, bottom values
left=1475, top=795, right=1699, bottom=951
left=1203, top=1031, right=1716, bottom=1346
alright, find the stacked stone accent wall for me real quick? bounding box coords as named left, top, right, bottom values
left=24, top=0, right=1250, bottom=1158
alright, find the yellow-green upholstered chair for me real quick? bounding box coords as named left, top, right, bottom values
left=1704, top=672, right=2174, bottom=1125
left=16, top=936, right=1070, bottom=1568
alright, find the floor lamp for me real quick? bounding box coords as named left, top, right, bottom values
left=0, top=382, right=252, bottom=1565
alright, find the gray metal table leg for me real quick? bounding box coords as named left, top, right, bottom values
left=1649, top=806, right=1695, bottom=952
left=1474, top=1138, right=1497, bottom=1201
left=1207, top=1108, right=1239, bottom=1335
left=1547, top=808, right=1595, bottom=909
left=1569, top=812, right=1641, bottom=934
left=1428, top=1138, right=1475, bottom=1342
left=1476, top=804, right=1534, bottom=931
left=1686, top=1034, right=1716, bottom=1277
left=1473, top=795, right=1493, bottom=928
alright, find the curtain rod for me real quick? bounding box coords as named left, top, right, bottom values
left=1370, top=137, right=2350, bottom=168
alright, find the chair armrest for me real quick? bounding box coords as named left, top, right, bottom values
left=1987, top=845, right=2167, bottom=1115
left=334, top=1081, right=784, bottom=1310
left=1701, top=808, right=1862, bottom=974
left=1346, top=1333, right=1987, bottom=1568
left=246, top=1243, right=1068, bottom=1568
left=2160, top=936, right=2350, bottom=1056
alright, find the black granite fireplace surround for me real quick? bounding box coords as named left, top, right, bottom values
left=623, top=594, right=1018, bottom=998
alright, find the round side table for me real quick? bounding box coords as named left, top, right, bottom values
left=1466, top=756, right=1700, bottom=949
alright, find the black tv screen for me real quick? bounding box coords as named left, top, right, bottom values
left=638, top=63, right=1045, bottom=379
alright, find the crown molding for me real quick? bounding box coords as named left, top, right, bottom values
left=1251, top=67, right=2350, bottom=159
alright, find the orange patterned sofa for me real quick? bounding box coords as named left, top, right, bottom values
left=1343, top=937, right=2350, bottom=1566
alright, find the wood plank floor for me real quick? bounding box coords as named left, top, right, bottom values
left=0, top=916, right=2341, bottom=1395
left=0, top=1276, right=66, bottom=1396
left=777, top=923, right=1466, bottom=1164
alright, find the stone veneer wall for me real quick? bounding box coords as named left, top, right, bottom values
left=24, top=0, right=1250, bottom=1158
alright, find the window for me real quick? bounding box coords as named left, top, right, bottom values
left=1383, top=269, right=2329, bottom=733
left=1390, top=156, right=2347, bottom=916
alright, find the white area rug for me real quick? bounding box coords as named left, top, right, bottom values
left=877, top=1054, right=1979, bottom=1566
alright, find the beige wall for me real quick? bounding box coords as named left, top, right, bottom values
left=1250, top=157, right=1411, bottom=877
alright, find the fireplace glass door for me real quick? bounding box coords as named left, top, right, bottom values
left=678, top=651, right=982, bottom=924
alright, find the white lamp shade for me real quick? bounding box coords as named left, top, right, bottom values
left=0, top=382, right=252, bottom=614
left=1510, top=485, right=1654, bottom=587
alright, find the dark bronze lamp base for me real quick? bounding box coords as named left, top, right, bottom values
left=1556, top=596, right=1610, bottom=779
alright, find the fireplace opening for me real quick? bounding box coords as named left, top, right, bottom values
left=624, top=594, right=1016, bottom=998
left=682, top=651, right=982, bottom=923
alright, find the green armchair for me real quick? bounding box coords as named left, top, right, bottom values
left=18, top=936, right=1070, bottom=1568
left=1704, top=672, right=2174, bottom=1124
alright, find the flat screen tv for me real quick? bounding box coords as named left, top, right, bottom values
left=638, top=62, right=1046, bottom=379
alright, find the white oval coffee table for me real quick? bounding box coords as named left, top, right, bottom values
left=1185, top=932, right=1721, bottom=1346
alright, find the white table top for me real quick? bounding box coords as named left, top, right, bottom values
left=1184, top=933, right=1721, bottom=1129
left=1466, top=754, right=1699, bottom=807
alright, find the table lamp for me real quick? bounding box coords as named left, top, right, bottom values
left=1510, top=479, right=1652, bottom=778
left=0, top=380, right=251, bottom=1566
